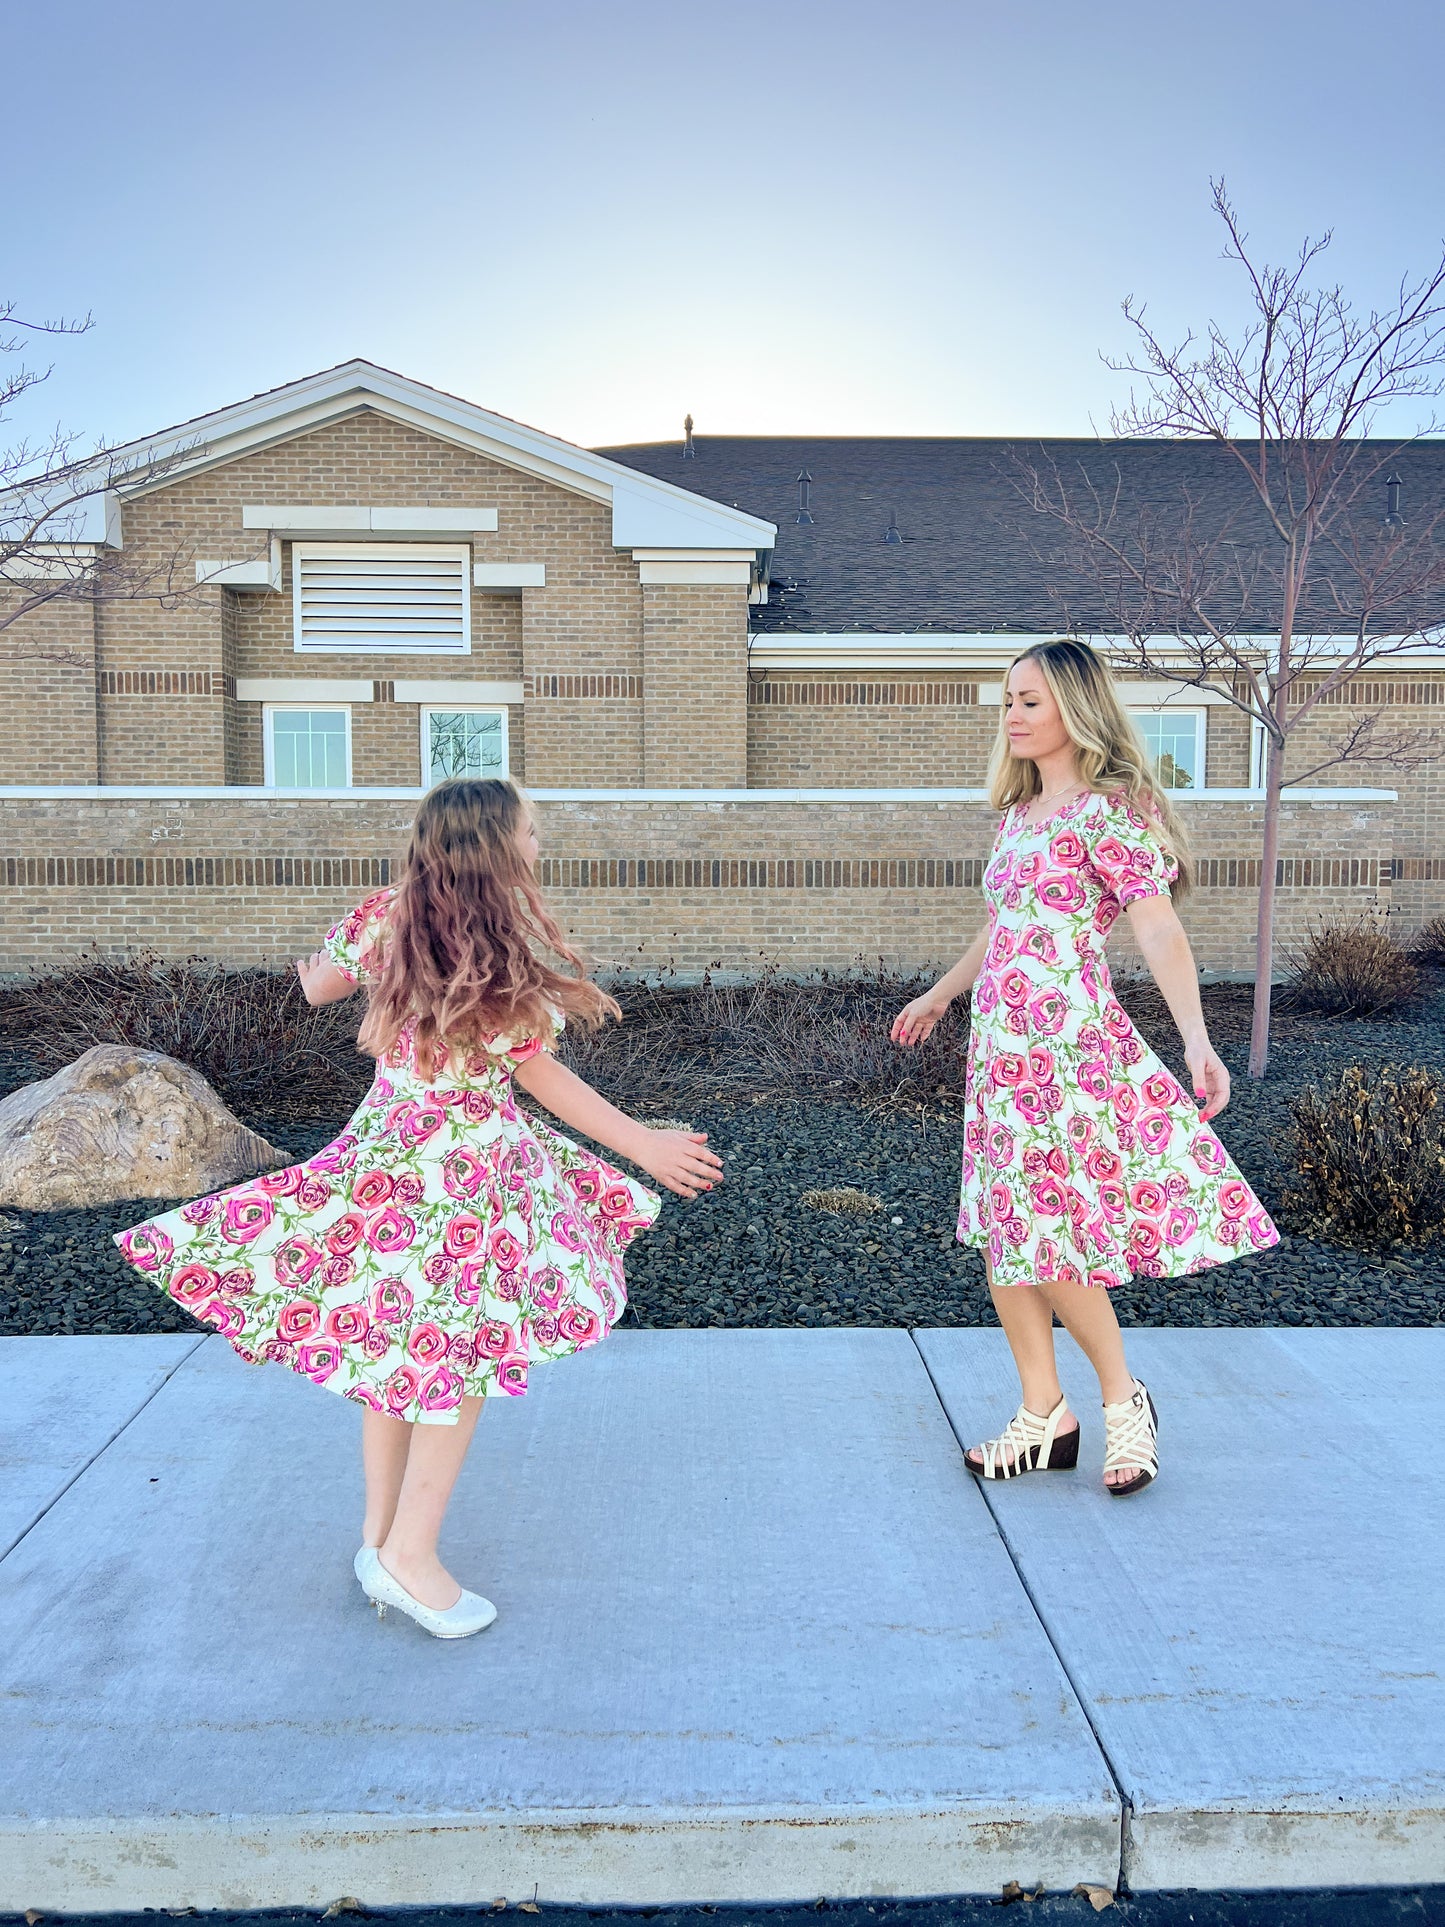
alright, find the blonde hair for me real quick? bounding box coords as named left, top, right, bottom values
left=986, top=638, right=1193, bottom=898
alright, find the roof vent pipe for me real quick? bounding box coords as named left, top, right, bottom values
left=1383, top=473, right=1404, bottom=528
left=884, top=507, right=902, bottom=544
left=796, top=471, right=814, bottom=525
left=683, top=414, right=695, bottom=459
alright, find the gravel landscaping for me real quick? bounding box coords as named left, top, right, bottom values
left=2, top=967, right=1442, bottom=1337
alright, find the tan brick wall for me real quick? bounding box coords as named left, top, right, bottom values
left=747, top=679, right=995, bottom=787
left=0, top=793, right=1396, bottom=980
left=642, top=583, right=748, bottom=786
left=0, top=590, right=99, bottom=783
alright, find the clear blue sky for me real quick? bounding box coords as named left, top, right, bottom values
left=6, top=0, right=1444, bottom=454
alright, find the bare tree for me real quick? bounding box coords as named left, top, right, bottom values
left=1015, top=181, right=1445, bottom=1076
left=0, top=303, right=239, bottom=660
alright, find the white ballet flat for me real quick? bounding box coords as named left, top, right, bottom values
left=354, top=1545, right=497, bottom=1638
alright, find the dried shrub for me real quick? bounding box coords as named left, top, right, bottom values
left=801, top=1186, right=884, bottom=1216
left=1409, top=915, right=1445, bottom=966
left=1282, top=1064, right=1445, bottom=1252
left=1282, top=918, right=1420, bottom=1018
left=0, top=951, right=371, bottom=1121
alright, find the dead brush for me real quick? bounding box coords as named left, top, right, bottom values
left=1409, top=915, right=1445, bottom=966
left=801, top=1186, right=885, bottom=1216
left=1282, top=1063, right=1445, bottom=1252
left=1281, top=918, right=1421, bottom=1019
left=0, top=951, right=371, bottom=1120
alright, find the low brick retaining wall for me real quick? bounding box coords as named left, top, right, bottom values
left=0, top=788, right=1399, bottom=977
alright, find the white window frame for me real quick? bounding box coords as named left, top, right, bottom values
left=419, top=704, right=510, bottom=788
left=1130, top=706, right=1206, bottom=790
left=291, top=542, right=472, bottom=655
left=262, top=703, right=353, bottom=789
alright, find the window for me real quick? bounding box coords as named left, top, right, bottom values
left=264, top=706, right=351, bottom=787
left=421, top=706, right=509, bottom=787
left=1132, top=709, right=1204, bottom=789
left=292, top=543, right=471, bottom=654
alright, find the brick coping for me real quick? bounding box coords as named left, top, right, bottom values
left=0, top=785, right=1402, bottom=804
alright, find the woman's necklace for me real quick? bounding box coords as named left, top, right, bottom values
left=1025, top=778, right=1083, bottom=820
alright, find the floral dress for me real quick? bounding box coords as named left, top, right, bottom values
left=958, top=790, right=1278, bottom=1289
left=115, top=891, right=660, bottom=1423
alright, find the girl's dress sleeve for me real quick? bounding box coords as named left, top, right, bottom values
left=482, top=1001, right=566, bottom=1063
left=1086, top=795, right=1179, bottom=905
left=321, top=890, right=393, bottom=983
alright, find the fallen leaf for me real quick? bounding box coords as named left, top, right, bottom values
left=25, top=1912, right=44, bottom=1924
left=491, top=1902, right=508, bottom=1913
left=323, top=1903, right=364, bottom=1920
left=519, top=1907, right=540, bottom=1916
left=1071, top=1884, right=1116, bottom=1912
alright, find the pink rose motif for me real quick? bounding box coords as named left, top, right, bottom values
left=1163, top=1204, right=1199, bottom=1247
left=400, top=1106, right=445, bottom=1148
left=988, top=1180, right=1015, bottom=1224
left=441, top=1149, right=485, bottom=1200
left=277, top=1297, right=322, bottom=1342
left=222, top=1194, right=273, bottom=1244
left=531, top=1314, right=559, bottom=1346
left=1118, top=1037, right=1144, bottom=1066
left=258, top=1167, right=304, bottom=1198
left=1066, top=1114, right=1095, bottom=1153
left=1004, top=1006, right=1029, bottom=1036
left=1018, top=925, right=1059, bottom=965
left=393, top=1174, right=426, bottom=1206
left=218, top=1266, right=256, bottom=1298
left=408, top=1322, right=448, bottom=1365
left=1097, top=899, right=1121, bottom=934
left=1013, top=1085, right=1045, bottom=1125
left=351, top=1171, right=394, bottom=1211
left=370, top=1276, right=414, bottom=1324
left=1218, top=1218, right=1243, bottom=1246
left=985, top=854, right=1013, bottom=890
left=1191, top=1135, right=1228, bottom=1174
left=322, top=1254, right=355, bottom=1289
left=1030, top=1177, right=1067, bottom=1217
left=998, top=965, right=1032, bottom=1009
left=495, top=1270, right=523, bottom=1302
left=384, top=1365, right=420, bottom=1414
left=1093, top=835, right=1133, bottom=882
left=424, top=1252, right=459, bottom=1286
left=419, top=1366, right=464, bottom=1413
left=274, top=1237, right=322, bottom=1287
left=1084, top=1146, right=1121, bottom=1184
left=1138, top=1110, right=1173, bottom=1156
left=507, top=1034, right=545, bottom=1063
left=1116, top=1119, right=1138, bottom=1153
left=485, top=1224, right=521, bottom=1269
left=325, top=1213, right=366, bottom=1256
left=557, top=1304, right=601, bottom=1344
left=1079, top=952, right=1103, bottom=1003
left=169, top=1262, right=218, bottom=1305
left=990, top=1052, right=1028, bottom=1089
left=1022, top=1146, right=1048, bottom=1178
left=298, top=1339, right=341, bottom=1383
left=463, top=1090, right=496, bottom=1122
left=986, top=1123, right=1016, bottom=1168
left=366, top=1206, right=416, bottom=1254
left=1038, top=872, right=1087, bottom=914
left=452, top=1262, right=483, bottom=1306
left=438, top=1213, right=482, bottom=1259
left=1219, top=1178, right=1252, bottom=1219
left=1015, top=852, right=1044, bottom=885
left=1098, top=1181, right=1127, bottom=1223
left=1077, top=1058, right=1112, bottom=1101
left=447, top=1331, right=478, bottom=1369
left=1028, top=988, right=1067, bottom=1035
left=532, top=1266, right=566, bottom=1310
left=1165, top=1173, right=1190, bottom=1201
left=973, top=976, right=1000, bottom=1016
left=362, top=1324, right=392, bottom=1360
left=549, top=1210, right=585, bottom=1252
left=495, top=1355, right=530, bottom=1395
left=599, top=1183, right=636, bottom=1219
left=1130, top=1177, right=1167, bottom=1216
left=180, top=1195, right=220, bottom=1226
left=1041, top=1084, right=1064, bottom=1114
left=1077, top=1022, right=1107, bottom=1052
left=385, top=1100, right=419, bottom=1136
left=1128, top=1222, right=1162, bottom=1261
left=568, top=1169, right=605, bottom=1204
left=1112, top=1084, right=1140, bottom=1124
left=477, top=1319, right=514, bottom=1359
left=308, top=1135, right=358, bottom=1175
left=197, top=1298, right=246, bottom=1338
left=1087, top=1267, right=1119, bottom=1291
left=1143, top=1071, right=1182, bottom=1109
left=294, top=1176, right=332, bottom=1210
left=326, top=1302, right=370, bottom=1344
left=1048, top=829, right=1087, bottom=869
left=1247, top=1210, right=1277, bottom=1247
left=1027, top=1043, right=1057, bottom=1086
left=1102, top=1002, right=1133, bottom=1041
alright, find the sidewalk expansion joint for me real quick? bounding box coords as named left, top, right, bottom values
left=907, top=1329, right=1133, bottom=1894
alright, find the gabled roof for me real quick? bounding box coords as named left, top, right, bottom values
left=41, top=361, right=777, bottom=554
left=599, top=433, right=1445, bottom=633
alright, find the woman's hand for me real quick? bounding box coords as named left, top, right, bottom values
left=631, top=1128, right=724, bottom=1200
left=1184, top=1034, right=1230, bottom=1121
left=295, top=951, right=357, bottom=1006
left=891, top=990, right=953, bottom=1047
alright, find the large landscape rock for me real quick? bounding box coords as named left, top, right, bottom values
left=0, top=1046, right=284, bottom=1210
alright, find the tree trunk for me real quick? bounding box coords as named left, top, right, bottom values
left=1248, top=731, right=1285, bottom=1078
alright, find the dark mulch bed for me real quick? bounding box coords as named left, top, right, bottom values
left=1, top=975, right=1442, bottom=1338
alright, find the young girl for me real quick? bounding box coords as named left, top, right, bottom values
left=893, top=640, right=1277, bottom=1495
left=116, top=778, right=722, bottom=1637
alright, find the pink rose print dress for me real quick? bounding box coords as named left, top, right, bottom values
left=958, top=791, right=1278, bottom=1289
left=115, top=891, right=660, bottom=1423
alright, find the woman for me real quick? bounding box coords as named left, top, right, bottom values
left=892, top=640, right=1277, bottom=1495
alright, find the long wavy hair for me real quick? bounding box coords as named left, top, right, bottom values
left=357, top=778, right=619, bottom=1073
left=986, top=638, right=1193, bottom=899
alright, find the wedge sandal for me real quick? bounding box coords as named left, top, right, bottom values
left=964, top=1393, right=1079, bottom=1480
left=1102, top=1379, right=1159, bottom=1497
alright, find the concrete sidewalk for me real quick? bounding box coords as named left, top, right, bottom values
left=0, top=1328, right=1439, bottom=1911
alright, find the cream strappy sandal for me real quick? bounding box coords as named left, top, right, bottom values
left=1102, top=1379, right=1159, bottom=1497
left=964, top=1393, right=1079, bottom=1481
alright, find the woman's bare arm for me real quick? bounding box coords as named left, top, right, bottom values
left=512, top=1050, right=724, bottom=1199
left=1125, top=895, right=1229, bottom=1120
left=296, top=951, right=360, bottom=1006
left=890, top=928, right=988, bottom=1046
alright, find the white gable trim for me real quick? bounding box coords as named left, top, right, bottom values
left=57, top=361, right=775, bottom=557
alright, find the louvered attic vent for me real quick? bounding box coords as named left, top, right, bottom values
left=292, top=543, right=471, bottom=654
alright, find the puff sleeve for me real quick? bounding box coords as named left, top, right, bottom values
left=1087, top=795, right=1179, bottom=906
left=321, top=889, right=394, bottom=983
left=478, top=1000, right=567, bottom=1062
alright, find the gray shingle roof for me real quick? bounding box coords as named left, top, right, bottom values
left=595, top=434, right=1445, bottom=634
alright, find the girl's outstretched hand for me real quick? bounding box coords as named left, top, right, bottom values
left=633, top=1129, right=724, bottom=1200
left=891, top=991, right=952, bottom=1048
left=1184, top=1036, right=1230, bottom=1121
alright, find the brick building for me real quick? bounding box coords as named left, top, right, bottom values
left=2, top=361, right=1441, bottom=976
